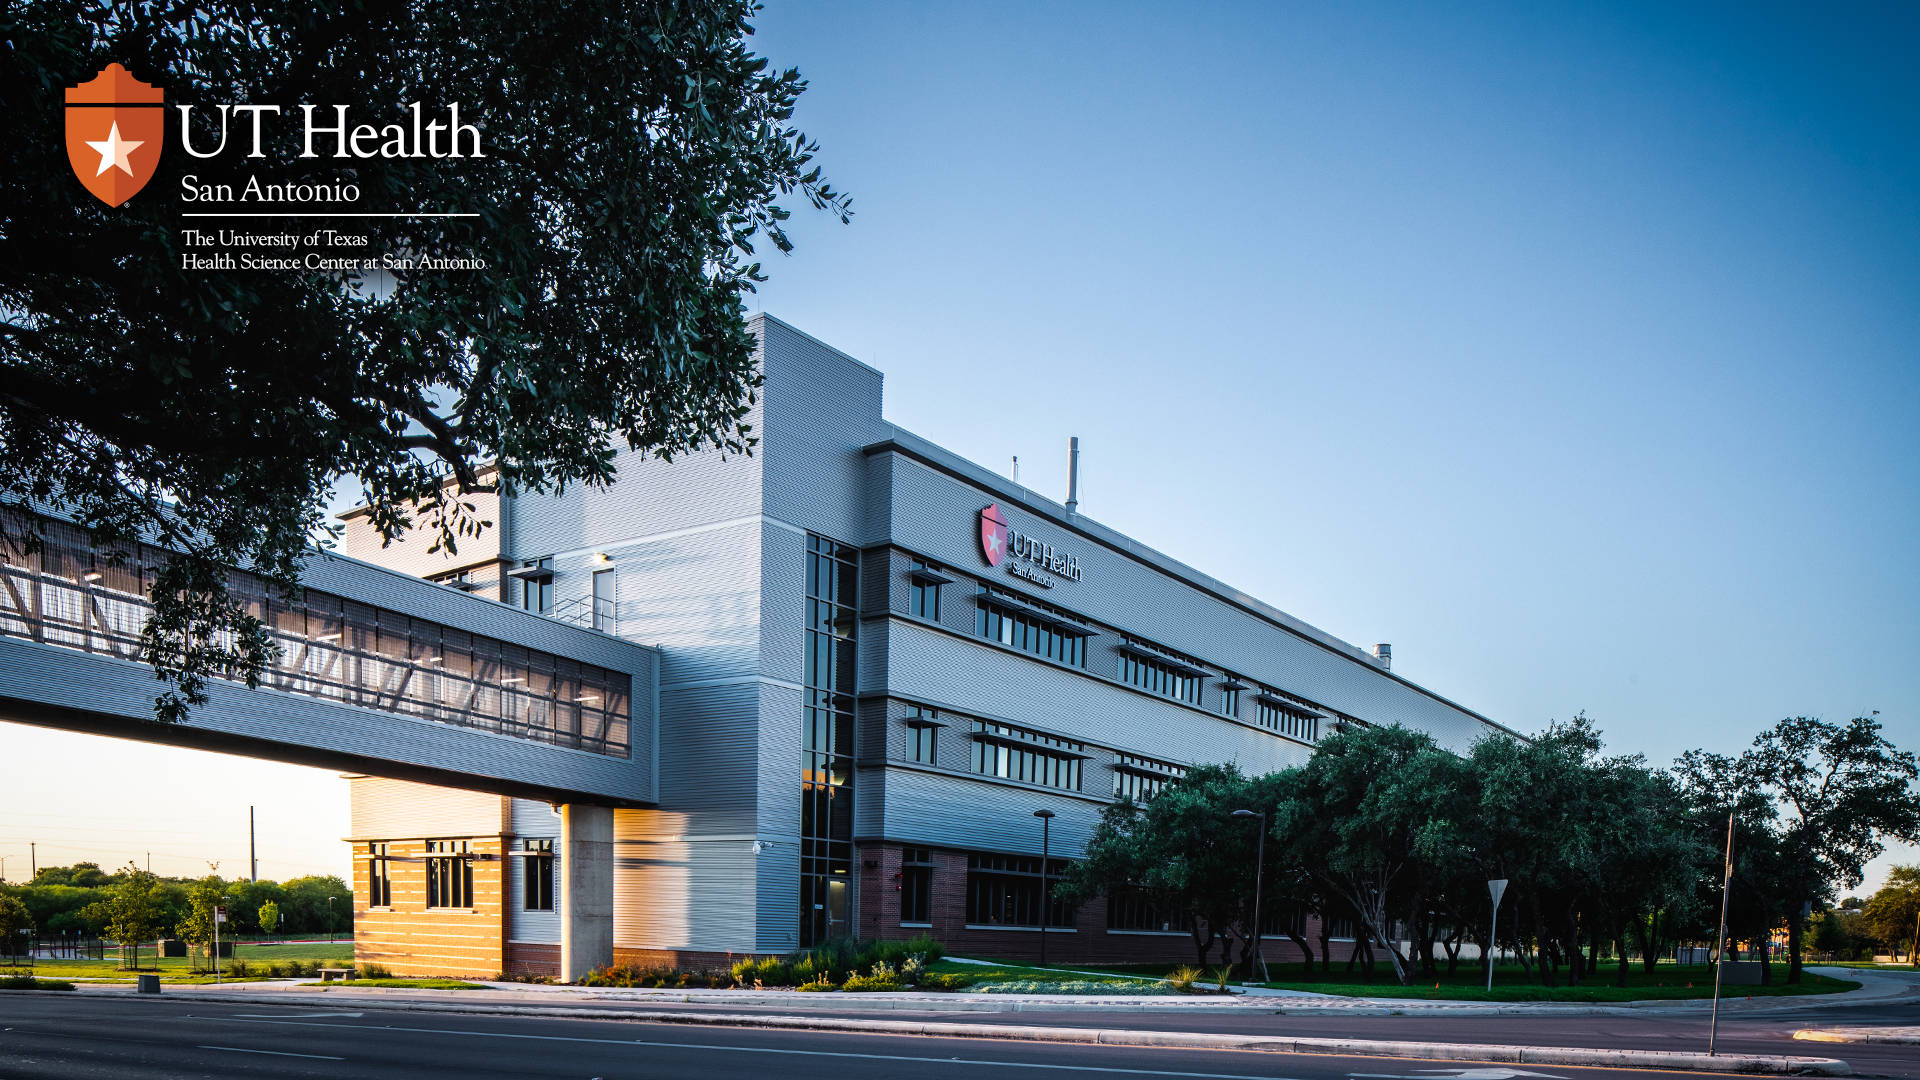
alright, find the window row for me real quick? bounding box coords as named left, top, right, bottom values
left=965, top=853, right=1077, bottom=928
left=1255, top=697, right=1321, bottom=742
left=1117, top=641, right=1203, bottom=704
left=1112, top=752, right=1188, bottom=802
left=970, top=719, right=1083, bottom=792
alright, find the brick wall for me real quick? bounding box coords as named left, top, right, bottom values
left=855, top=842, right=1316, bottom=968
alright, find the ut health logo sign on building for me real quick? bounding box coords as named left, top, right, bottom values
left=65, top=64, right=165, bottom=207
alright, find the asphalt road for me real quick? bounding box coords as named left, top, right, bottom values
left=0, top=994, right=1856, bottom=1080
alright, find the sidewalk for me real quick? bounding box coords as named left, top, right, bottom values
left=68, top=962, right=1917, bottom=1018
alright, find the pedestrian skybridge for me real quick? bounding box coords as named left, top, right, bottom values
left=0, top=516, right=656, bottom=806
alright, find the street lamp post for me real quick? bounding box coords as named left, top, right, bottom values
left=327, top=897, right=337, bottom=945
left=1709, top=811, right=1735, bottom=1056
left=1485, top=878, right=1509, bottom=991
left=1034, top=809, right=1055, bottom=969
left=1230, top=810, right=1269, bottom=984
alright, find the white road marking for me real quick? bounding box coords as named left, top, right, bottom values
left=1350, top=1071, right=1569, bottom=1080
left=232, top=1011, right=365, bottom=1018
left=199, top=1045, right=346, bottom=1061
left=1351, top=1060, right=1559, bottom=1068
left=193, top=1015, right=1314, bottom=1077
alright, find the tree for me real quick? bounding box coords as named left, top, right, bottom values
left=0, top=893, right=32, bottom=958
left=1861, top=866, right=1920, bottom=966
left=280, top=875, right=351, bottom=935
left=1272, top=724, right=1463, bottom=986
left=175, top=874, right=229, bottom=963
left=1683, top=715, right=1920, bottom=982
left=80, top=864, right=168, bottom=970
left=1055, top=764, right=1264, bottom=967
left=256, top=900, right=281, bottom=938
left=1, top=0, right=850, bottom=720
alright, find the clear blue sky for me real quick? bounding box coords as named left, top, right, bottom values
left=3, top=0, right=1914, bottom=891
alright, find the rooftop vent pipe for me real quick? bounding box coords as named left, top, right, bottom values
left=1373, top=643, right=1392, bottom=670
left=1011, top=456, right=1020, bottom=483
left=1065, top=437, right=1081, bottom=515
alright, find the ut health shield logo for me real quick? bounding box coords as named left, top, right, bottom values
left=65, top=64, right=164, bottom=207
left=978, top=503, right=1010, bottom=568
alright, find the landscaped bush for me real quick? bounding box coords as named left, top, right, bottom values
left=794, top=971, right=838, bottom=992
left=226, top=959, right=253, bottom=978
left=1163, top=965, right=1203, bottom=993
left=914, top=971, right=975, bottom=992
left=359, top=963, right=392, bottom=979
left=0, top=975, right=76, bottom=991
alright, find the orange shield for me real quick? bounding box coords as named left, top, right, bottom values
left=65, top=64, right=165, bottom=207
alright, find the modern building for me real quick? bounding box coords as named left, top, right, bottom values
left=337, top=315, right=1512, bottom=978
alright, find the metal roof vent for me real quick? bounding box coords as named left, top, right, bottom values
left=1065, top=436, right=1081, bottom=516
left=1372, top=643, right=1392, bottom=670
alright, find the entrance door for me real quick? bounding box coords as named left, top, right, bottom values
left=826, top=878, right=849, bottom=939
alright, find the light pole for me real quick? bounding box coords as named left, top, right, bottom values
left=1709, top=811, right=1734, bottom=1056
left=327, top=897, right=338, bottom=945
left=1034, top=809, right=1055, bottom=969
left=1485, top=878, right=1508, bottom=991
left=1230, top=810, right=1269, bottom=984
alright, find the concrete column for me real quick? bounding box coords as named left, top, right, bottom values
left=559, top=803, right=614, bottom=982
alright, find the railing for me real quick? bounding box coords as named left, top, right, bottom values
left=0, top=522, right=631, bottom=758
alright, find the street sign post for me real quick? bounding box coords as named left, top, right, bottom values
left=1709, top=813, right=1734, bottom=1056
left=213, top=905, right=227, bottom=984
left=1486, top=878, right=1509, bottom=992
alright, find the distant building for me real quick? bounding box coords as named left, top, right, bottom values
left=339, top=315, right=1511, bottom=977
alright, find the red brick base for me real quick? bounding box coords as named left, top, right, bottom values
left=856, top=842, right=1314, bottom=968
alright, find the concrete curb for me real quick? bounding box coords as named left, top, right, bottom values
left=37, top=988, right=1852, bottom=1074
left=1794, top=1028, right=1920, bottom=1046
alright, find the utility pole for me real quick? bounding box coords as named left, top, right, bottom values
left=29, top=842, right=35, bottom=879
left=249, top=806, right=257, bottom=883
left=1708, top=811, right=1734, bottom=1056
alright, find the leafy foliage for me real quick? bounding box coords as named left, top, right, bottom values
left=1, top=0, right=848, bottom=720
left=79, top=865, right=169, bottom=969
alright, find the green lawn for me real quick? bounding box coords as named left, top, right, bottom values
left=925, top=959, right=1180, bottom=994
left=0, top=942, right=355, bottom=984
left=969, top=959, right=1860, bottom=1002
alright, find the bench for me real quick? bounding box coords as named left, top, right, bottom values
left=317, top=967, right=354, bottom=983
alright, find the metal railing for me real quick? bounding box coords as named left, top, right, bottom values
left=0, top=524, right=630, bottom=758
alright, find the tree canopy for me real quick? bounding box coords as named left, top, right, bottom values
left=1053, top=714, right=1912, bottom=988
left=1, top=0, right=849, bottom=719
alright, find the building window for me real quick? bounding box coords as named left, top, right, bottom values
left=1108, top=885, right=1186, bottom=932
left=975, top=591, right=1086, bottom=667
left=801, top=534, right=857, bottom=946
left=1117, top=640, right=1203, bottom=704
left=970, top=719, right=1082, bottom=791
left=1219, top=685, right=1241, bottom=718
left=1112, top=752, right=1187, bottom=802
left=1255, top=693, right=1321, bottom=742
left=425, top=839, right=473, bottom=909
left=591, top=569, right=615, bottom=631
left=906, top=706, right=938, bottom=765
left=515, top=557, right=554, bottom=614
left=366, top=842, right=392, bottom=908
left=1260, top=904, right=1308, bottom=938
left=908, top=558, right=943, bottom=621
left=522, top=838, right=554, bottom=912
left=901, top=847, right=934, bottom=924
left=965, top=852, right=1075, bottom=927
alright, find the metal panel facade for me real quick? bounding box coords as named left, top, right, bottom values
left=336, top=312, right=1514, bottom=962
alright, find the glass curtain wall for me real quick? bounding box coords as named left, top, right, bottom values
left=801, top=535, right=857, bottom=945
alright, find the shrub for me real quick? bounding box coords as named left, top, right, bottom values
left=493, top=970, right=557, bottom=984
left=0, top=975, right=75, bottom=991
left=841, top=972, right=901, bottom=992
left=359, top=963, right=392, bottom=980
left=794, top=971, right=838, bottom=992
left=226, top=959, right=253, bottom=978
left=1210, top=965, right=1233, bottom=992
left=1163, top=966, right=1203, bottom=993
left=914, top=971, right=974, bottom=992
